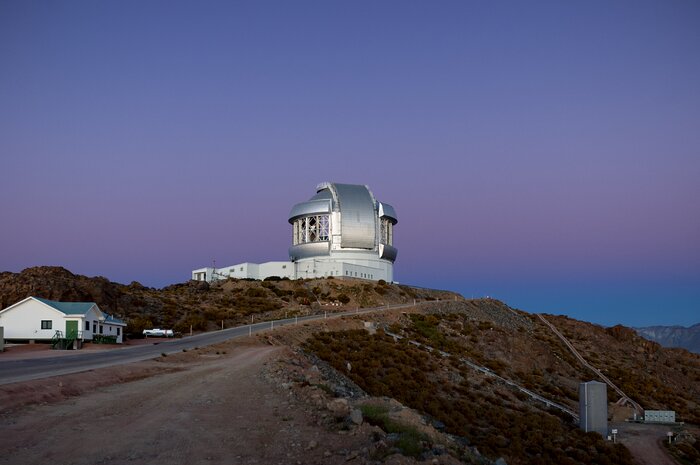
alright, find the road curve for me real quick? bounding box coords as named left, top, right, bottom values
left=0, top=302, right=434, bottom=385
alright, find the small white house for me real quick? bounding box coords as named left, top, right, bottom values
left=0, top=296, right=126, bottom=346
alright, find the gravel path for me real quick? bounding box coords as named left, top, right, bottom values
left=613, top=422, right=679, bottom=465
left=0, top=344, right=372, bottom=465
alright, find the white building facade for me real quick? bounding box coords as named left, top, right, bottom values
left=192, top=182, right=398, bottom=283
left=0, top=296, right=126, bottom=344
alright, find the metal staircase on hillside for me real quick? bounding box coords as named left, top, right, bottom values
left=536, top=314, right=643, bottom=415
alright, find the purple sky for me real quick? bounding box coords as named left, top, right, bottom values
left=1, top=1, right=698, bottom=327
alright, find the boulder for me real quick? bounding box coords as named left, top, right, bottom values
left=327, top=398, right=350, bottom=418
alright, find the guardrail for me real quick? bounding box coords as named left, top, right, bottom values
left=239, top=300, right=444, bottom=335
left=383, top=330, right=580, bottom=422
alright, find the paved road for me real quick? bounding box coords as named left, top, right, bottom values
left=0, top=302, right=429, bottom=385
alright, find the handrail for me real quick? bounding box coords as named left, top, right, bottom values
left=536, top=314, right=643, bottom=415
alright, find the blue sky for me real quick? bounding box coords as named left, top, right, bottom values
left=1, top=1, right=698, bottom=327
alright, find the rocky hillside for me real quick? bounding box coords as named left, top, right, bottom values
left=635, top=324, right=700, bottom=354
left=268, top=301, right=700, bottom=465
left=2, top=267, right=700, bottom=464
left=0, top=266, right=460, bottom=335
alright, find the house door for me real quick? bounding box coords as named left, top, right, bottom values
left=66, top=320, right=78, bottom=339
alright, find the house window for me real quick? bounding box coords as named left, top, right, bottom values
left=85, top=321, right=90, bottom=331
left=99, top=325, right=104, bottom=334
left=41, top=320, right=52, bottom=330
left=93, top=320, right=98, bottom=332
left=117, top=328, right=121, bottom=336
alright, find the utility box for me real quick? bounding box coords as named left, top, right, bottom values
left=644, top=410, right=676, bottom=423
left=580, top=381, right=608, bottom=436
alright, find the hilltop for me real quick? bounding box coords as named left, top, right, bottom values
left=0, top=266, right=459, bottom=335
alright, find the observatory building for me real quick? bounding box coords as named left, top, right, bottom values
left=191, top=182, right=398, bottom=282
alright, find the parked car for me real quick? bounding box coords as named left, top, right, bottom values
left=142, top=328, right=174, bottom=337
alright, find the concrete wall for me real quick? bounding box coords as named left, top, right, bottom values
left=193, top=256, right=392, bottom=283
left=258, top=261, right=295, bottom=279
left=192, top=268, right=211, bottom=281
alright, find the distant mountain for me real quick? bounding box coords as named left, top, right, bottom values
left=635, top=324, right=700, bottom=354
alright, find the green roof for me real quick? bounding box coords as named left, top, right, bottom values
left=34, top=297, right=96, bottom=315
left=104, top=314, right=126, bottom=325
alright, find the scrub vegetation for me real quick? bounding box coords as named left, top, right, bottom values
left=300, top=302, right=700, bottom=465
left=0, top=266, right=456, bottom=336
left=305, top=329, right=635, bottom=465
left=3, top=266, right=699, bottom=464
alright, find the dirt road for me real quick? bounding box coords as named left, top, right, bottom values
left=613, top=422, right=679, bottom=465
left=0, top=343, right=372, bottom=465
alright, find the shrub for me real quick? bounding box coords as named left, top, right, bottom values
left=246, top=287, right=267, bottom=298
left=293, top=288, right=309, bottom=299
left=359, top=404, right=426, bottom=458
left=336, top=293, right=351, bottom=304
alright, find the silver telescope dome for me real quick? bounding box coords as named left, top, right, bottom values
left=192, top=181, right=398, bottom=283
left=288, top=182, right=397, bottom=264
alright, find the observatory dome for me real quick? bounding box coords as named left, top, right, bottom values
left=288, top=182, right=398, bottom=281
left=192, top=182, right=398, bottom=283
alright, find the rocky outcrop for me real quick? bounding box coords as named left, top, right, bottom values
left=0, top=266, right=125, bottom=313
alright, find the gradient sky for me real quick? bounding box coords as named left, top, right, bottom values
left=1, top=1, right=698, bottom=327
